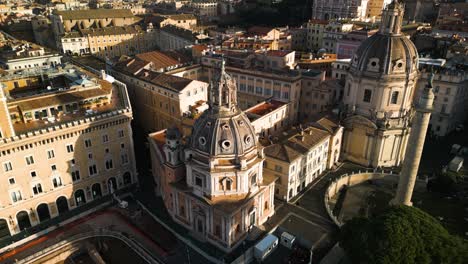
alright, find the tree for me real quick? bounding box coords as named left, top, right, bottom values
left=339, top=206, right=468, bottom=264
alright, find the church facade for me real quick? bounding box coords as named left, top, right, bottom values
left=149, top=63, right=276, bottom=252
left=341, top=0, right=420, bottom=167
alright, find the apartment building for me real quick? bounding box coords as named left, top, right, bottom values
left=299, top=70, right=341, bottom=120
left=336, top=29, right=377, bottom=59
left=264, top=125, right=331, bottom=201
left=0, top=64, right=137, bottom=238
left=312, top=0, right=369, bottom=20
left=112, top=62, right=209, bottom=135
left=147, top=13, right=197, bottom=30
left=246, top=100, right=292, bottom=139
left=415, top=68, right=468, bottom=137
left=322, top=22, right=354, bottom=53
left=158, top=25, right=199, bottom=51
left=200, top=55, right=301, bottom=123
left=189, top=0, right=218, bottom=18
left=306, top=19, right=328, bottom=51
left=0, top=38, right=62, bottom=71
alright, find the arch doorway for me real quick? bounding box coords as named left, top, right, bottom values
left=0, top=219, right=11, bottom=240
left=123, top=172, right=132, bottom=185
left=16, top=211, right=31, bottom=231
left=108, top=177, right=117, bottom=194
left=92, top=183, right=102, bottom=199
left=56, top=196, right=69, bottom=215
left=74, top=189, right=86, bottom=206
left=37, top=203, right=51, bottom=222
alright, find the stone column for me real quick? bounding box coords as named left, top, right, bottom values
left=392, top=76, right=434, bottom=206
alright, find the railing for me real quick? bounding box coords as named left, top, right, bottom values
left=323, top=169, right=399, bottom=227
left=15, top=229, right=161, bottom=264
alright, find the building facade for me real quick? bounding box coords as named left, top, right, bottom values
left=341, top=1, right=419, bottom=167
left=0, top=64, right=137, bottom=238
left=312, top=0, right=369, bottom=20
left=112, top=63, right=209, bottom=135
left=415, top=68, right=468, bottom=137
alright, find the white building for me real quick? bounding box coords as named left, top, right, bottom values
left=60, top=32, right=90, bottom=56
left=264, top=125, right=332, bottom=201
left=0, top=41, right=62, bottom=71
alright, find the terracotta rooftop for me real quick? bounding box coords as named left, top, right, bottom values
left=135, top=50, right=190, bottom=70
left=264, top=126, right=330, bottom=162
left=135, top=70, right=193, bottom=92
left=246, top=100, right=286, bottom=117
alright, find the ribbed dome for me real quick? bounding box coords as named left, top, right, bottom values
left=351, top=33, right=418, bottom=75
left=190, top=61, right=258, bottom=158
left=190, top=110, right=257, bottom=157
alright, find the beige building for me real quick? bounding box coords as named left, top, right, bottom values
left=200, top=55, right=302, bottom=121
left=0, top=64, right=137, bottom=238
left=307, top=19, right=328, bottom=51
left=341, top=1, right=418, bottom=167
left=0, top=38, right=62, bottom=71
left=149, top=65, right=275, bottom=252
left=51, top=9, right=143, bottom=54
left=112, top=63, right=209, bottom=135
left=367, top=0, right=392, bottom=19
left=148, top=13, right=197, bottom=30
left=158, top=25, right=199, bottom=51
left=246, top=100, right=292, bottom=139
left=264, top=118, right=342, bottom=201
left=415, top=68, right=468, bottom=137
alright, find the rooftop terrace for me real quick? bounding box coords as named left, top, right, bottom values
left=2, top=64, right=128, bottom=135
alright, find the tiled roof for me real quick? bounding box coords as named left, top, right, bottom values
left=167, top=14, right=196, bottom=20
left=55, top=9, right=136, bottom=20
left=135, top=70, right=193, bottom=92
left=264, top=126, right=330, bottom=162
left=136, top=50, right=190, bottom=70
left=114, top=58, right=151, bottom=75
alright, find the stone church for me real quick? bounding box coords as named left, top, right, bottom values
left=149, top=62, right=276, bottom=252
left=341, top=0, right=420, bottom=167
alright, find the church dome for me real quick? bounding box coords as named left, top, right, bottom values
left=350, top=0, right=418, bottom=75
left=351, top=34, right=418, bottom=74
left=190, top=61, right=258, bottom=158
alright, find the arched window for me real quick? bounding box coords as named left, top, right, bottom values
left=391, top=91, right=399, bottom=104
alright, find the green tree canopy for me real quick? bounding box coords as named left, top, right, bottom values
left=339, top=206, right=468, bottom=264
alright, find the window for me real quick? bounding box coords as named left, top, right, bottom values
left=195, top=176, right=203, bottom=187
left=8, top=178, right=15, bottom=185
left=30, top=171, right=37, bottom=178
left=105, top=159, right=113, bottom=170
left=84, top=139, right=92, bottom=148
left=283, top=92, right=289, bottom=99
left=88, top=153, right=93, bottom=159
left=11, top=190, right=22, bottom=203
left=275, top=165, right=282, bottom=172
left=441, top=104, right=447, bottom=114
left=102, top=134, right=109, bottom=143
left=71, top=170, right=80, bottom=182
left=363, top=89, right=372, bottom=103
left=66, top=144, right=74, bottom=153
left=3, top=162, right=12, bottom=172
left=250, top=174, right=257, bottom=187
left=47, top=149, right=55, bottom=159
left=446, top=88, right=451, bottom=95
left=25, top=155, right=34, bottom=165
left=32, top=183, right=43, bottom=195
left=89, top=164, right=98, bottom=176
left=118, top=130, right=124, bottom=138
left=52, top=176, right=62, bottom=188
left=255, top=87, right=263, bottom=94
left=391, top=91, right=399, bottom=104
left=121, top=153, right=129, bottom=164
left=224, top=179, right=232, bottom=191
